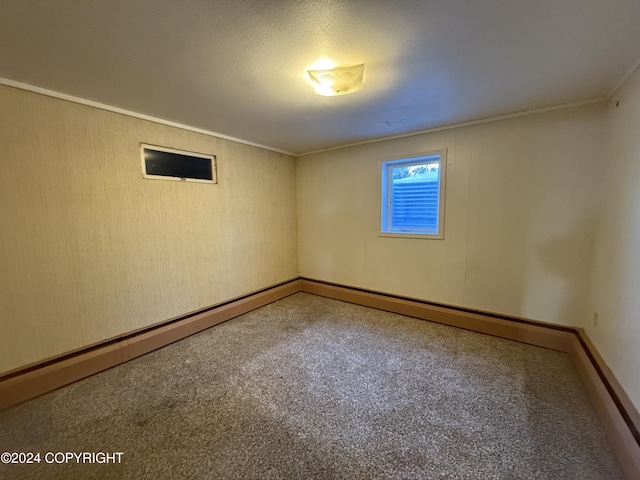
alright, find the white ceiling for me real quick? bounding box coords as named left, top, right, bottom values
left=1, top=0, right=639, bottom=155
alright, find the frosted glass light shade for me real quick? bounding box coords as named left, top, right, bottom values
left=307, top=64, right=365, bottom=96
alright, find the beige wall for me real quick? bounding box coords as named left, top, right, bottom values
left=4, top=76, right=638, bottom=417
left=297, top=103, right=605, bottom=326
left=587, top=66, right=640, bottom=412
left=0, top=85, right=298, bottom=374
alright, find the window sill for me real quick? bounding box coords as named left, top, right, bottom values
left=378, top=232, right=444, bottom=240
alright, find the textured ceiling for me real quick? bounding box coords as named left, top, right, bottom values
left=1, top=0, right=640, bottom=155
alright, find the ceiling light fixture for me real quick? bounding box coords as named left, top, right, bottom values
left=307, top=63, right=365, bottom=96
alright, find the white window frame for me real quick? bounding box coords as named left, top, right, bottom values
left=141, top=143, right=217, bottom=184
left=379, top=149, right=447, bottom=240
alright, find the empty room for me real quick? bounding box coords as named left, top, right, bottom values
left=1, top=1, right=640, bottom=478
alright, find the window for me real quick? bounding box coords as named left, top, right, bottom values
left=380, top=150, right=446, bottom=239
left=141, top=144, right=217, bottom=184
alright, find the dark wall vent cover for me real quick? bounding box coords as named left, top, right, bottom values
left=141, top=144, right=217, bottom=183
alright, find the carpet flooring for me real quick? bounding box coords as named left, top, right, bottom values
left=0, top=293, right=624, bottom=479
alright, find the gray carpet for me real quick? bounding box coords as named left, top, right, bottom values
left=0, top=293, right=624, bottom=479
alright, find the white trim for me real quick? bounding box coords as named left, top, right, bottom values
left=298, top=97, right=607, bottom=157
left=607, top=56, right=640, bottom=99
left=0, top=77, right=296, bottom=156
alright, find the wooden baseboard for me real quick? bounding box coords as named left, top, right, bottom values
left=299, top=278, right=640, bottom=480
left=1, top=276, right=637, bottom=479
left=566, top=333, right=640, bottom=478
left=299, top=279, right=574, bottom=351
left=0, top=279, right=301, bottom=410
left=578, top=330, right=640, bottom=438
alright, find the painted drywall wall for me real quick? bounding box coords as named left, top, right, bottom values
left=297, top=103, right=605, bottom=326
left=587, top=66, right=640, bottom=412
left=0, top=85, right=298, bottom=374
